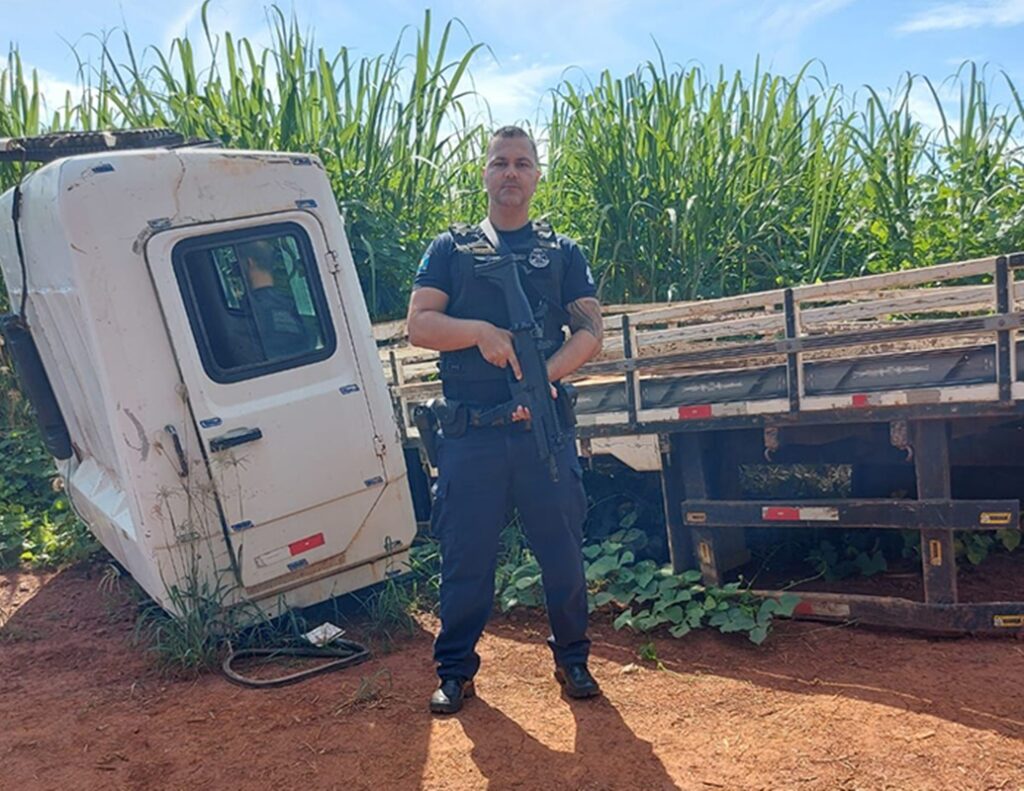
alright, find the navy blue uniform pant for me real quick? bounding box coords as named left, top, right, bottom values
left=432, top=424, right=590, bottom=681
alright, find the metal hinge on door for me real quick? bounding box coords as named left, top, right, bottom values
left=326, top=249, right=340, bottom=273
left=374, top=435, right=387, bottom=458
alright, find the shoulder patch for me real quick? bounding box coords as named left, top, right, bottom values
left=532, top=219, right=555, bottom=239
left=417, top=253, right=430, bottom=275
left=531, top=219, right=559, bottom=250
left=449, top=222, right=496, bottom=254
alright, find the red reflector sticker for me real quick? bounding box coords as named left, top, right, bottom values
left=289, top=533, right=325, bottom=556
left=791, top=599, right=850, bottom=618
left=851, top=394, right=869, bottom=407
left=678, top=405, right=713, bottom=420
left=762, top=506, right=840, bottom=522
left=763, top=507, right=801, bottom=521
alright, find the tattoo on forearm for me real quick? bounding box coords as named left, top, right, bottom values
left=567, top=297, right=604, bottom=343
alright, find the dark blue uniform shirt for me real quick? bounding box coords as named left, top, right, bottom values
left=414, top=222, right=597, bottom=405
left=250, top=287, right=312, bottom=359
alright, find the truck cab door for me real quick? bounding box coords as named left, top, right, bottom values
left=145, top=213, right=390, bottom=591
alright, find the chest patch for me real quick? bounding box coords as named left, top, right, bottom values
left=528, top=247, right=550, bottom=269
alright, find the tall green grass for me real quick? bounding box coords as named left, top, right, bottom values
left=544, top=59, right=1023, bottom=302
left=3, top=13, right=1022, bottom=310
left=2, top=8, right=488, bottom=318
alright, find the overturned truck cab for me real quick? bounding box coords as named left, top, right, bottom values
left=0, top=132, right=416, bottom=619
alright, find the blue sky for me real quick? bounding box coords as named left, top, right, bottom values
left=3, top=0, right=1023, bottom=127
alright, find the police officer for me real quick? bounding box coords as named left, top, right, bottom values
left=407, top=126, right=605, bottom=714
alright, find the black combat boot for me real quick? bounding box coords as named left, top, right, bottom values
left=429, top=677, right=475, bottom=714
left=554, top=664, right=601, bottom=699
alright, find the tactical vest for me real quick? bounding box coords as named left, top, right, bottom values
left=439, top=219, right=571, bottom=386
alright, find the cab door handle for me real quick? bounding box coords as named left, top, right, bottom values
left=209, top=427, right=263, bottom=452
left=164, top=425, right=189, bottom=477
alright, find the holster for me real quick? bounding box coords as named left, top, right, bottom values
left=556, top=382, right=578, bottom=429
left=411, top=404, right=441, bottom=467
left=429, top=397, right=469, bottom=439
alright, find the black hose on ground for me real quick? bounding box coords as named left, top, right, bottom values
left=222, top=639, right=371, bottom=688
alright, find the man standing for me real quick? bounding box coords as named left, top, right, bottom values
left=407, top=126, right=605, bottom=714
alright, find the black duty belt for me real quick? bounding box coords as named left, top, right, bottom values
left=467, top=403, right=524, bottom=429
left=414, top=386, right=577, bottom=454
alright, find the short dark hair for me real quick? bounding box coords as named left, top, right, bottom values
left=238, top=239, right=279, bottom=273
left=488, top=125, right=538, bottom=164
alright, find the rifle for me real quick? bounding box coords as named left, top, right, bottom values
left=474, top=254, right=566, bottom=482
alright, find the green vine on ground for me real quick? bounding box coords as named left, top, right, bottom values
left=805, top=537, right=888, bottom=582
left=494, top=528, right=799, bottom=645
left=0, top=428, right=95, bottom=567
left=802, top=527, right=1023, bottom=583
left=957, top=529, right=1022, bottom=567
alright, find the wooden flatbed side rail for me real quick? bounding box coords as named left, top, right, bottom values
left=582, top=310, right=1024, bottom=376
left=601, top=288, right=783, bottom=330
left=382, top=253, right=1024, bottom=434
left=616, top=254, right=1012, bottom=329
left=615, top=284, right=1022, bottom=354
left=388, top=278, right=1018, bottom=380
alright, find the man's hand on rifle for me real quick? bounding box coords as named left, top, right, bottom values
left=473, top=321, right=555, bottom=422
left=510, top=296, right=601, bottom=423
left=475, top=323, right=523, bottom=380
left=510, top=379, right=558, bottom=423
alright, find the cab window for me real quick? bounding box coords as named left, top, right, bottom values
left=172, top=223, right=336, bottom=383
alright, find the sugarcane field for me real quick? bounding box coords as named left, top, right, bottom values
left=3, top=4, right=1024, bottom=790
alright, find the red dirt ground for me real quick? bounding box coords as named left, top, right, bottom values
left=3, top=564, right=1024, bottom=791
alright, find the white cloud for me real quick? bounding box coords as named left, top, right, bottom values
left=160, top=0, right=277, bottom=60
left=757, top=0, right=856, bottom=36
left=898, top=0, right=1024, bottom=33
left=467, top=57, right=571, bottom=127
left=32, top=68, right=86, bottom=119
left=161, top=1, right=204, bottom=51
left=906, top=80, right=954, bottom=132
left=465, top=0, right=649, bottom=78
left=153, top=0, right=278, bottom=100
left=739, top=0, right=855, bottom=75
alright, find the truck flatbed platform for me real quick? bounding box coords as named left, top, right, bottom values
left=383, top=252, right=1024, bottom=635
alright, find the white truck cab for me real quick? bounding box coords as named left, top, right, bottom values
left=0, top=133, right=416, bottom=618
